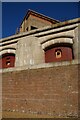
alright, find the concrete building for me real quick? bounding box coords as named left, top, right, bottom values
left=0, top=10, right=80, bottom=118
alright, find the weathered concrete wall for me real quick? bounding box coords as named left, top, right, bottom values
left=28, top=14, right=53, bottom=29
left=15, top=26, right=78, bottom=67
left=15, top=36, right=45, bottom=67
left=2, top=62, right=79, bottom=118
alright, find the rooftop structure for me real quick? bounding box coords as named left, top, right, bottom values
left=18, top=9, right=60, bottom=33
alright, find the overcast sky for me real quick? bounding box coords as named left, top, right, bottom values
left=2, top=2, right=79, bottom=38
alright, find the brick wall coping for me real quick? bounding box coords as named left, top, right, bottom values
left=0, top=60, right=79, bottom=73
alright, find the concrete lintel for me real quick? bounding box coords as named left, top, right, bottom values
left=42, top=38, right=73, bottom=50
left=39, top=31, right=74, bottom=44
left=0, top=49, right=15, bottom=56
left=0, top=43, right=16, bottom=51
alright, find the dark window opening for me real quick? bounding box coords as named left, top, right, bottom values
left=55, top=49, right=62, bottom=58
left=6, top=61, right=10, bottom=66
left=31, top=26, right=37, bottom=30
left=26, top=27, right=28, bottom=31
left=57, top=52, right=60, bottom=55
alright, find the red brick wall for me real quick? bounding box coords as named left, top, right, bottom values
left=45, top=47, right=73, bottom=63
left=2, top=64, right=79, bottom=118
left=0, top=53, right=15, bottom=69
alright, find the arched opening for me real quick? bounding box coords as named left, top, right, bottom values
left=55, top=49, right=62, bottom=59
left=45, top=43, right=74, bottom=63
left=0, top=53, right=15, bottom=69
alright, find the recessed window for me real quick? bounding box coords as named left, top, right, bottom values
left=31, top=26, right=37, bottom=30
left=6, top=57, right=10, bottom=66
left=26, top=27, right=28, bottom=31
left=55, top=49, right=62, bottom=58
